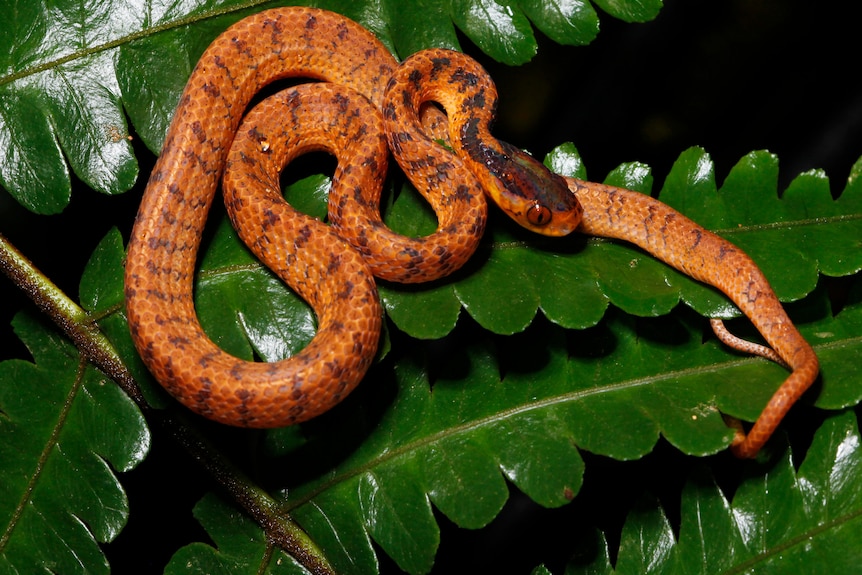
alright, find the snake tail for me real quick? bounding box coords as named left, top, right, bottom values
left=570, top=178, right=819, bottom=458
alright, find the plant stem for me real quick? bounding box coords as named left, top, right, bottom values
left=0, top=232, right=145, bottom=402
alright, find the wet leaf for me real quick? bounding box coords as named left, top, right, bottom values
left=568, top=411, right=862, bottom=574
left=0, top=313, right=149, bottom=573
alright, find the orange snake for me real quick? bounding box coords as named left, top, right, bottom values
left=124, top=7, right=818, bottom=458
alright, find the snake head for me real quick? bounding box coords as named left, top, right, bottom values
left=482, top=141, right=583, bottom=236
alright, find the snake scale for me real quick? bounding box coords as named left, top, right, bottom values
left=124, top=7, right=819, bottom=458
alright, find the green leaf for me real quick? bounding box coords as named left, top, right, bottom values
left=197, top=215, right=317, bottom=363
left=79, top=229, right=125, bottom=313
left=568, top=410, right=862, bottom=574
left=383, top=0, right=463, bottom=57
left=450, top=0, right=537, bottom=65
left=0, top=0, right=141, bottom=214
left=2, top=3, right=860, bottom=574
left=288, top=288, right=855, bottom=562
left=0, top=88, right=71, bottom=214
left=79, top=229, right=169, bottom=407
left=164, top=493, right=309, bottom=575
left=661, top=149, right=862, bottom=295
left=162, top=282, right=861, bottom=571
left=0, top=313, right=150, bottom=573
left=379, top=145, right=862, bottom=336
left=591, top=0, right=663, bottom=23
left=519, top=0, right=600, bottom=46
left=1, top=0, right=658, bottom=212
left=116, top=24, right=201, bottom=152
left=190, top=146, right=851, bottom=349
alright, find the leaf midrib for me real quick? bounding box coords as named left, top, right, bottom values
left=0, top=0, right=272, bottom=89
left=285, top=332, right=854, bottom=512
left=282, top=348, right=823, bottom=512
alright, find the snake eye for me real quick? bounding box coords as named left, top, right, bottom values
left=526, top=203, right=552, bottom=227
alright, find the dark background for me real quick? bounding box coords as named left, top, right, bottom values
left=491, top=0, right=862, bottom=194
left=1, top=0, right=860, bottom=572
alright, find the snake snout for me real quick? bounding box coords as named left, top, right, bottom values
left=488, top=142, right=582, bottom=236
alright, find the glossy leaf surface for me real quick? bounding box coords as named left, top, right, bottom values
left=1, top=2, right=860, bottom=574
left=159, top=281, right=857, bottom=573
left=0, top=0, right=637, bottom=214
left=568, top=411, right=862, bottom=574
left=0, top=311, right=149, bottom=573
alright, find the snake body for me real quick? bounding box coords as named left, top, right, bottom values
left=125, top=7, right=818, bottom=457
left=568, top=181, right=819, bottom=457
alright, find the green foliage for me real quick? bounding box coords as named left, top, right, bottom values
left=0, top=311, right=149, bottom=573
left=0, top=0, right=624, bottom=214
left=1, top=1, right=861, bottom=574
left=567, top=411, right=862, bottom=574
left=172, top=411, right=862, bottom=575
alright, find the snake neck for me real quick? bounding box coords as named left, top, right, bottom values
left=385, top=48, right=582, bottom=236
left=456, top=117, right=581, bottom=236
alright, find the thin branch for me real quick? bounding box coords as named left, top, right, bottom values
left=0, top=232, right=143, bottom=404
